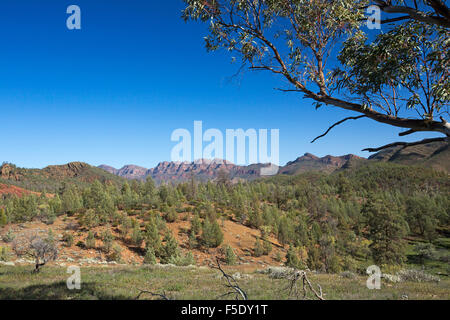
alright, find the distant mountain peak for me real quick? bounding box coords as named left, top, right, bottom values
left=97, top=142, right=449, bottom=183
left=303, top=152, right=319, bottom=159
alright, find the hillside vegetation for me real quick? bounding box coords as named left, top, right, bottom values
left=0, top=162, right=448, bottom=277
left=0, top=162, right=125, bottom=193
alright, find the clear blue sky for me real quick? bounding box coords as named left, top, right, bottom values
left=0, top=1, right=438, bottom=169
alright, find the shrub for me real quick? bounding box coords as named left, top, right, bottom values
left=164, top=207, right=177, bottom=223
left=2, top=230, right=15, bottom=243
left=160, top=233, right=179, bottom=264
left=188, top=229, right=197, bottom=249
left=262, top=239, right=272, bottom=255
left=12, top=232, right=58, bottom=272
left=76, top=240, right=85, bottom=249
left=0, top=208, right=8, bottom=226
left=131, top=226, right=144, bottom=247
left=144, top=247, right=157, bottom=265
left=79, top=209, right=100, bottom=228
left=109, top=243, right=122, bottom=262
left=414, top=243, right=437, bottom=264
left=285, top=246, right=301, bottom=269
left=191, top=214, right=201, bottom=235
left=62, top=233, right=74, bottom=247
left=0, top=246, right=9, bottom=261
left=397, top=269, right=440, bottom=283
left=340, top=271, right=357, bottom=279
left=253, top=239, right=264, bottom=257
left=169, top=251, right=196, bottom=266
left=85, top=231, right=96, bottom=249
left=224, top=245, right=237, bottom=265
left=201, top=218, right=223, bottom=248
left=258, top=266, right=294, bottom=279
left=102, top=230, right=114, bottom=253
left=274, top=251, right=282, bottom=262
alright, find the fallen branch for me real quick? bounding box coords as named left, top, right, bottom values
left=210, top=257, right=248, bottom=300
left=283, top=270, right=324, bottom=300
left=135, top=289, right=171, bottom=300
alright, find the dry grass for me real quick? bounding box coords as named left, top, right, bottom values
left=0, top=265, right=448, bottom=300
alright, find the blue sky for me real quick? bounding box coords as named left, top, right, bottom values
left=0, top=1, right=439, bottom=169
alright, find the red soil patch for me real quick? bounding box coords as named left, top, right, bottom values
left=0, top=212, right=287, bottom=270
left=0, top=183, right=39, bottom=197
left=0, top=183, right=53, bottom=198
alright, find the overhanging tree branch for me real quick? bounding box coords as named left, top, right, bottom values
left=362, top=137, right=447, bottom=152
left=183, top=0, right=450, bottom=147
left=373, top=0, right=450, bottom=27
left=311, top=115, right=366, bottom=143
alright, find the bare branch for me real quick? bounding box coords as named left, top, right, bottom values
left=282, top=269, right=325, bottom=300
left=135, top=289, right=171, bottom=300
left=211, top=257, right=248, bottom=300
left=373, top=0, right=450, bottom=27
left=12, top=231, right=58, bottom=273
left=399, top=129, right=417, bottom=136
left=311, top=115, right=366, bottom=143
left=362, top=137, right=447, bottom=152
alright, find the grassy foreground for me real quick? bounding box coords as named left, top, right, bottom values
left=0, top=265, right=448, bottom=300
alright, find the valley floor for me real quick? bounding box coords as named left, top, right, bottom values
left=0, top=264, right=448, bottom=300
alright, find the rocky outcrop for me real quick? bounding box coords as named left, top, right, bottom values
left=100, top=159, right=270, bottom=183
left=279, top=153, right=365, bottom=175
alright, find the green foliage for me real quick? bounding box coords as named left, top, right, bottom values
left=0, top=208, right=7, bottom=226
left=164, top=207, right=177, bottom=223
left=1, top=229, right=14, bottom=243
left=253, top=238, right=264, bottom=257
left=102, top=230, right=114, bottom=253
left=160, top=232, right=179, bottom=264
left=182, top=0, right=449, bottom=143
left=62, top=232, right=74, bottom=247
left=1, top=157, right=448, bottom=275
left=131, top=225, right=144, bottom=247
left=285, top=246, right=301, bottom=269
left=79, top=209, right=100, bottom=228
left=414, top=243, right=438, bottom=264
left=262, top=239, right=272, bottom=256
left=144, top=247, right=157, bottom=265
left=188, top=229, right=197, bottom=249
left=168, top=251, right=196, bottom=267
left=406, top=195, right=440, bottom=242
left=191, top=214, right=201, bottom=235
left=363, top=196, right=409, bottom=266
left=0, top=246, right=9, bottom=261
left=85, top=231, right=96, bottom=249
left=46, top=229, right=55, bottom=246
left=224, top=245, right=237, bottom=265
left=61, top=188, right=82, bottom=214
left=145, top=220, right=162, bottom=256
left=109, top=243, right=122, bottom=262
left=201, top=218, right=223, bottom=248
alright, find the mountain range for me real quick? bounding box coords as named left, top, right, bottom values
left=99, top=141, right=449, bottom=182
left=1, top=141, right=447, bottom=192
left=99, top=159, right=273, bottom=183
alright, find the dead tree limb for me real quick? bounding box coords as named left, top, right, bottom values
left=12, top=231, right=58, bottom=273
left=135, top=289, right=171, bottom=300
left=311, top=116, right=366, bottom=143
left=283, top=270, right=324, bottom=300
left=211, top=257, right=248, bottom=300
left=362, top=137, right=447, bottom=152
